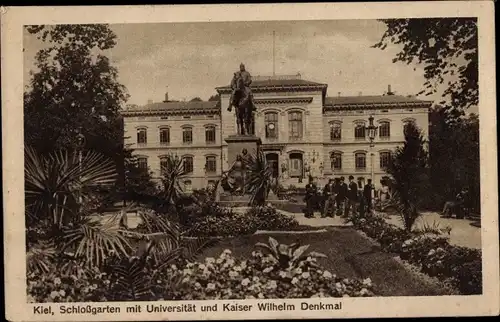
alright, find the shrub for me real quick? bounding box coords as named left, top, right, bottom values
left=347, top=211, right=482, bottom=294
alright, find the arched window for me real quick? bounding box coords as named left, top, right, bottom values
left=265, top=112, right=279, bottom=139
left=137, top=128, right=147, bottom=145
left=159, top=127, right=170, bottom=145
left=380, top=151, right=392, bottom=169
left=182, top=126, right=193, bottom=144
left=183, top=156, right=194, bottom=174
left=330, top=152, right=342, bottom=170
left=354, top=122, right=366, bottom=140
left=205, top=155, right=217, bottom=173
left=288, top=111, right=303, bottom=140
left=355, top=152, right=366, bottom=170
left=329, top=122, right=341, bottom=141
left=379, top=121, right=391, bottom=138
left=137, top=156, right=148, bottom=174
left=205, top=125, right=216, bottom=144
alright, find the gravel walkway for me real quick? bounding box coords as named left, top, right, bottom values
left=383, top=211, right=481, bottom=249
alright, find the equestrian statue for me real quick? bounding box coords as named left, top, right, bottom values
left=227, top=63, right=257, bottom=135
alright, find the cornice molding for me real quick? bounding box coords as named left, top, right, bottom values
left=122, top=108, right=221, bottom=117
left=255, top=97, right=314, bottom=105
left=324, top=101, right=432, bottom=111
left=216, top=84, right=327, bottom=94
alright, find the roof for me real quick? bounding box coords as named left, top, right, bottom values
left=325, top=95, right=433, bottom=110
left=122, top=101, right=219, bottom=116
left=216, top=76, right=327, bottom=94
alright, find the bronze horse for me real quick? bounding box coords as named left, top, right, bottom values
left=231, top=76, right=254, bottom=135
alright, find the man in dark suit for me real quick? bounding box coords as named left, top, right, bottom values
left=304, top=176, right=318, bottom=218
left=363, top=179, right=373, bottom=214
left=322, top=178, right=335, bottom=218
left=336, top=177, right=348, bottom=217
left=346, top=175, right=358, bottom=217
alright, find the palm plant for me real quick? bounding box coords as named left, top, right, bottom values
left=385, top=122, right=431, bottom=232
left=245, top=149, right=274, bottom=206
left=255, top=237, right=327, bottom=269
left=25, top=146, right=133, bottom=268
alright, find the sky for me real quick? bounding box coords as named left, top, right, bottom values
left=24, top=20, right=444, bottom=107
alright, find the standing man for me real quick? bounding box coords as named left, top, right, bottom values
left=363, top=179, right=373, bottom=215
left=337, top=176, right=348, bottom=217
left=304, top=176, right=317, bottom=218
left=346, top=175, right=358, bottom=217
left=322, top=178, right=334, bottom=218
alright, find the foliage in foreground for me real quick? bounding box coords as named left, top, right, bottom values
left=347, top=211, right=482, bottom=295
left=27, top=241, right=375, bottom=302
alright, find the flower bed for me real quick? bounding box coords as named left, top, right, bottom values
left=183, top=205, right=299, bottom=237
left=348, top=211, right=482, bottom=295
left=161, top=249, right=374, bottom=300
left=28, top=242, right=375, bottom=302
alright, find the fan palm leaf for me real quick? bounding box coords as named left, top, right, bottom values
left=245, top=149, right=273, bottom=206
left=25, top=146, right=117, bottom=224
left=61, top=219, right=132, bottom=267
left=26, top=242, right=57, bottom=274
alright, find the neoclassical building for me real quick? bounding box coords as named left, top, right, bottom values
left=122, top=74, right=431, bottom=192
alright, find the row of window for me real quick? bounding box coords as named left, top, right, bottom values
left=137, top=155, right=218, bottom=174
left=136, top=116, right=416, bottom=145
left=136, top=126, right=217, bottom=145
left=330, top=151, right=392, bottom=170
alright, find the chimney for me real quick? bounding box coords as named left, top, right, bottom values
left=147, top=99, right=153, bottom=105
left=163, top=90, right=169, bottom=103
left=387, top=84, right=394, bottom=95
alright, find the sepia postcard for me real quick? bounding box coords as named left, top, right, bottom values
left=2, top=2, right=499, bottom=320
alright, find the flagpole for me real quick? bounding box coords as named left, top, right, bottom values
left=273, top=31, right=276, bottom=76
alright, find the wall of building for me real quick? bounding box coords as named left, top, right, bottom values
left=123, top=113, right=223, bottom=190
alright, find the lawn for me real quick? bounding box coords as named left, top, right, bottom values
left=199, top=227, right=452, bottom=297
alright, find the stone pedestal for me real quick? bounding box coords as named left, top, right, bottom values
left=224, top=134, right=262, bottom=167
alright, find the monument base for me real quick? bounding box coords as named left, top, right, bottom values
left=225, top=134, right=262, bottom=167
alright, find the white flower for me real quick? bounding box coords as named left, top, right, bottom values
left=205, top=257, right=215, bottom=264
left=186, top=262, right=195, bottom=268
left=335, top=282, right=342, bottom=289
left=206, top=283, right=216, bottom=290
left=279, top=271, right=288, bottom=278
left=53, top=277, right=61, bottom=286
left=233, top=265, right=242, bottom=272
left=258, top=292, right=265, bottom=299
left=183, top=268, right=193, bottom=275
left=360, top=288, right=370, bottom=296
left=294, top=267, right=303, bottom=275
left=59, top=290, right=66, bottom=297
left=301, top=272, right=311, bottom=279
left=216, top=258, right=224, bottom=264
left=241, top=278, right=251, bottom=286
left=194, top=282, right=201, bottom=289
left=50, top=291, right=59, bottom=299
left=291, top=277, right=299, bottom=285
left=198, top=264, right=206, bottom=270
left=428, top=249, right=436, bottom=256
left=323, top=271, right=333, bottom=279
left=362, top=278, right=372, bottom=286
left=263, top=267, right=273, bottom=273
left=268, top=280, right=277, bottom=289
left=343, top=294, right=350, bottom=298
left=170, top=264, right=178, bottom=270
left=181, top=277, right=190, bottom=283
left=229, top=271, right=239, bottom=278
left=253, top=276, right=260, bottom=282
left=223, top=249, right=232, bottom=255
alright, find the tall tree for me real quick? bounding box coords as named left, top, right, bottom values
left=386, top=122, right=431, bottom=231
left=189, top=97, right=203, bottom=102
left=374, top=18, right=478, bottom=119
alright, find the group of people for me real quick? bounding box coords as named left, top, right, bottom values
left=304, top=175, right=374, bottom=218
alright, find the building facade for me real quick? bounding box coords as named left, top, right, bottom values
left=122, top=75, right=431, bottom=192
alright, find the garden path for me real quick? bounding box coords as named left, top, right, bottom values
left=382, top=212, right=481, bottom=249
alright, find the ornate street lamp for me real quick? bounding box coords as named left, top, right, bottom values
left=365, top=115, right=378, bottom=183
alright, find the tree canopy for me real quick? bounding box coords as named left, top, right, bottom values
left=374, top=18, right=478, bottom=119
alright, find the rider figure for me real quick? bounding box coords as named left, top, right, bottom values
left=228, top=63, right=257, bottom=112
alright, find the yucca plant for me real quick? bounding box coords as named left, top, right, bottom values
left=255, top=236, right=327, bottom=269
left=245, top=149, right=274, bottom=206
